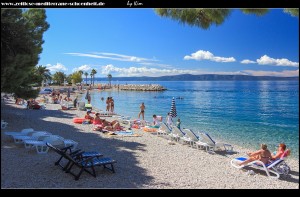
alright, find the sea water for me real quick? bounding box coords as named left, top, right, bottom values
left=80, top=80, right=299, bottom=159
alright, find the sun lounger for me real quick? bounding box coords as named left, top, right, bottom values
left=157, top=122, right=172, bottom=136
left=181, top=128, right=200, bottom=146
left=24, top=135, right=78, bottom=154
left=46, top=143, right=116, bottom=180
left=230, top=150, right=290, bottom=178
left=12, top=131, right=51, bottom=144
left=4, top=128, right=34, bottom=137
left=49, top=145, right=104, bottom=171
left=170, top=125, right=185, bottom=142
left=199, top=132, right=233, bottom=152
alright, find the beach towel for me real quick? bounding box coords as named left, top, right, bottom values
left=106, top=130, right=142, bottom=137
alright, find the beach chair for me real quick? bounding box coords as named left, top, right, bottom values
left=4, top=128, right=34, bottom=137
left=199, top=132, right=233, bottom=152
left=157, top=122, right=172, bottom=136
left=170, top=125, right=185, bottom=142
left=24, top=136, right=66, bottom=154
left=12, top=131, right=51, bottom=144
left=46, top=143, right=117, bottom=180
left=24, top=135, right=78, bottom=153
left=180, top=128, right=200, bottom=146
left=230, top=150, right=291, bottom=179
left=46, top=144, right=103, bottom=171
left=78, top=102, right=86, bottom=111
left=180, top=128, right=212, bottom=151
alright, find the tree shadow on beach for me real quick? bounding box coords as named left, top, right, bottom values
left=1, top=102, right=155, bottom=189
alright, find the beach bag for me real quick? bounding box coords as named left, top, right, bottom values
left=82, top=119, right=91, bottom=124
left=273, top=161, right=290, bottom=175
left=32, top=104, right=41, bottom=109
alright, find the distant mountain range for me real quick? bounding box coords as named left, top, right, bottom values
left=94, top=74, right=299, bottom=81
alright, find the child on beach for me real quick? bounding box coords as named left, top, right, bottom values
left=176, top=118, right=181, bottom=129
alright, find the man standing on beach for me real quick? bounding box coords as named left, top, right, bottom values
left=138, top=102, right=145, bottom=120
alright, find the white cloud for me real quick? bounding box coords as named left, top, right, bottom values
left=256, top=55, right=299, bottom=67
left=241, top=59, right=256, bottom=64
left=138, top=62, right=174, bottom=69
left=66, top=52, right=157, bottom=63
left=184, top=50, right=236, bottom=62
left=72, top=65, right=92, bottom=72
left=98, top=64, right=299, bottom=78
left=46, top=63, right=67, bottom=73
left=100, top=64, right=200, bottom=77
left=241, top=69, right=299, bottom=77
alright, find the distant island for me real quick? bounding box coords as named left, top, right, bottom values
left=95, top=74, right=299, bottom=81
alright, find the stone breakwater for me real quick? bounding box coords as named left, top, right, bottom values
left=119, top=84, right=166, bottom=91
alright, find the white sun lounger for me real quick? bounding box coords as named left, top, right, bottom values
left=170, top=126, right=185, bottom=142
left=181, top=128, right=200, bottom=146
left=4, top=128, right=34, bottom=137
left=230, top=150, right=290, bottom=178
left=12, top=131, right=51, bottom=144
left=24, top=135, right=78, bottom=154
left=199, top=132, right=233, bottom=152
left=157, top=122, right=172, bottom=136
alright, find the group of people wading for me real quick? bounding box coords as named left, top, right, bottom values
left=105, top=97, right=115, bottom=113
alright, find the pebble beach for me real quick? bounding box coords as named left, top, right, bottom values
left=1, top=93, right=299, bottom=189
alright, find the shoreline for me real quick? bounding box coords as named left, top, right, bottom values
left=1, top=95, right=299, bottom=189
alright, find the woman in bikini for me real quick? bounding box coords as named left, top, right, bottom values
left=238, top=144, right=272, bottom=166
left=138, top=102, right=145, bottom=120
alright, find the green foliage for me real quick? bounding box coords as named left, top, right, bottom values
left=52, top=71, right=66, bottom=85
left=35, top=65, right=51, bottom=86
left=91, top=68, right=97, bottom=86
left=70, top=71, right=83, bottom=84
left=155, top=8, right=231, bottom=29
left=1, top=8, right=49, bottom=99
left=240, top=9, right=269, bottom=16
left=284, top=8, right=299, bottom=17
left=84, top=72, right=89, bottom=85
left=154, top=8, right=297, bottom=30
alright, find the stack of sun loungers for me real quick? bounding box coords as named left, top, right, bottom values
left=4, top=128, right=78, bottom=154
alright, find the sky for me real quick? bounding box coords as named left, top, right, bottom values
left=38, top=8, right=299, bottom=78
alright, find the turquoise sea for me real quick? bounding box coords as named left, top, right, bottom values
left=80, top=80, right=299, bottom=159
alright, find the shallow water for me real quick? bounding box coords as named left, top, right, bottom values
left=80, top=80, right=299, bottom=159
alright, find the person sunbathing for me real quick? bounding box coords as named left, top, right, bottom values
left=238, top=144, right=272, bottom=166
left=103, top=120, right=123, bottom=131
left=93, top=113, right=104, bottom=131
left=271, top=143, right=290, bottom=160
left=84, top=111, right=94, bottom=123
